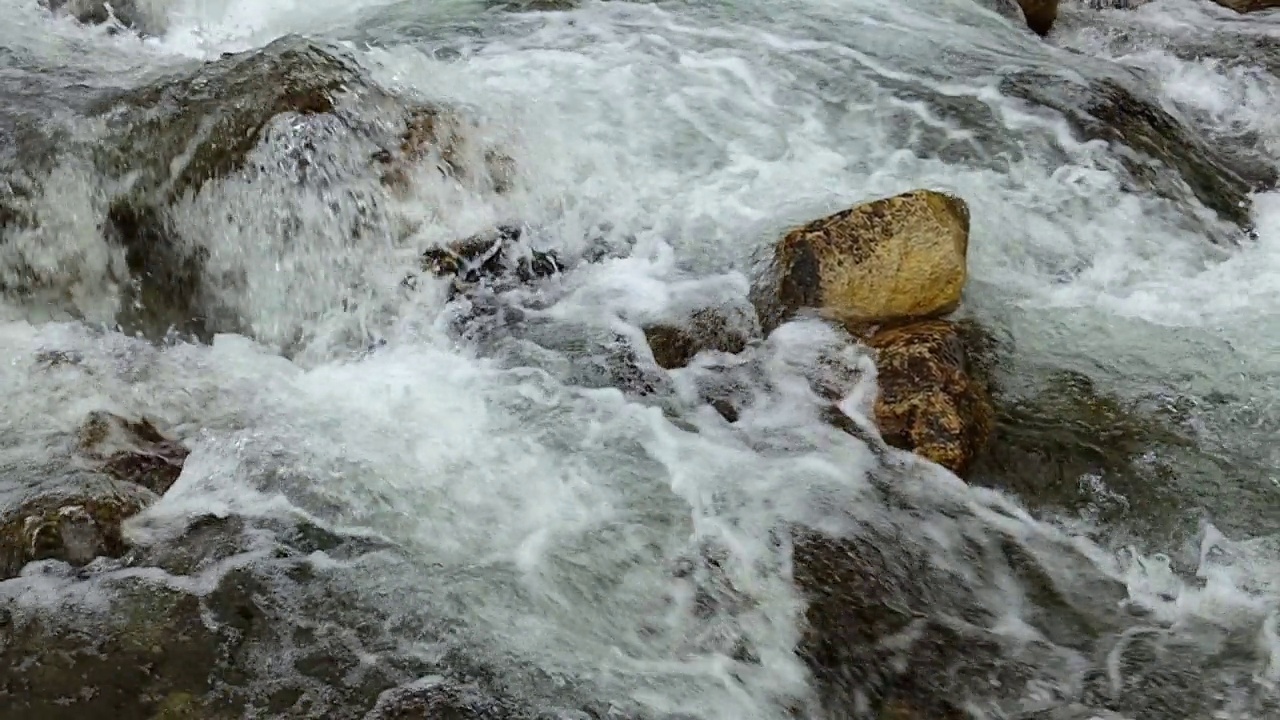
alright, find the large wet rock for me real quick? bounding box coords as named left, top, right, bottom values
left=1000, top=71, right=1255, bottom=236
left=759, top=189, right=971, bottom=333
left=789, top=508, right=1162, bottom=719
left=0, top=508, right=624, bottom=719
left=1212, top=0, right=1280, bottom=12
left=863, top=319, right=994, bottom=477
left=1015, top=0, right=1059, bottom=36
left=0, top=477, right=156, bottom=580
left=70, top=36, right=515, bottom=343
left=0, top=410, right=188, bottom=580
left=90, top=37, right=364, bottom=208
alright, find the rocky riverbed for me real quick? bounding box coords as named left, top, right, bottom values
left=3, top=0, right=1280, bottom=718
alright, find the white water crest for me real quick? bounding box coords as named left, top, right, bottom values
left=2, top=0, right=1280, bottom=717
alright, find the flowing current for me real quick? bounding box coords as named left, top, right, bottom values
left=2, top=0, right=1280, bottom=718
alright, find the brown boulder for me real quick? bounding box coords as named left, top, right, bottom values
left=1212, top=0, right=1280, bottom=11
left=863, top=319, right=994, bottom=477
left=1016, top=0, right=1059, bottom=36
left=764, top=190, right=970, bottom=332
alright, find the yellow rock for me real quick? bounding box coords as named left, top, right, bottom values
left=865, top=319, right=993, bottom=477
left=772, top=189, right=970, bottom=329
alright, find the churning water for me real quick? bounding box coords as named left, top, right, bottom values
left=2, top=0, right=1280, bottom=718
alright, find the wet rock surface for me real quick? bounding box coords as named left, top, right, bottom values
left=1212, top=0, right=1280, bottom=12
left=761, top=189, right=971, bottom=332
left=968, top=370, right=1201, bottom=530
left=0, top=410, right=188, bottom=581
left=642, top=304, right=755, bottom=370
left=0, top=35, right=518, bottom=343
left=88, top=36, right=372, bottom=207
left=863, top=319, right=994, bottom=477
left=1016, top=0, right=1060, bottom=36
left=76, top=410, right=189, bottom=495
left=0, top=478, right=156, bottom=580
left=791, top=523, right=1025, bottom=718
left=414, top=224, right=563, bottom=300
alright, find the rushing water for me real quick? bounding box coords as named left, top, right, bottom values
left=2, top=0, right=1280, bottom=718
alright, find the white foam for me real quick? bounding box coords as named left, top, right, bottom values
left=4, top=0, right=1280, bottom=715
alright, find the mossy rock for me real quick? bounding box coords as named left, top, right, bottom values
left=1000, top=71, right=1255, bottom=236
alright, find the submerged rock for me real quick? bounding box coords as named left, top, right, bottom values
left=760, top=189, right=971, bottom=333
left=968, top=370, right=1196, bottom=529
left=0, top=579, right=222, bottom=719
left=41, top=0, right=162, bottom=33
left=366, top=680, right=540, bottom=720
left=863, top=319, right=994, bottom=477
left=642, top=304, right=756, bottom=370
left=76, top=410, right=189, bottom=495
left=486, top=0, right=580, bottom=11
left=0, top=479, right=156, bottom=580
left=790, top=525, right=1013, bottom=718
left=1001, top=71, right=1255, bottom=236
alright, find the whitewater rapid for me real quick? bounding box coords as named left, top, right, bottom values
left=2, top=0, right=1280, bottom=717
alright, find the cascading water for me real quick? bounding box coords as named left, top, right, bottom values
left=2, top=0, right=1280, bottom=718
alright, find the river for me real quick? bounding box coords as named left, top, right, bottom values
left=1, top=0, right=1279, bottom=718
